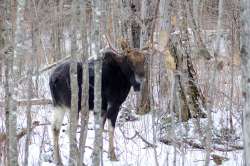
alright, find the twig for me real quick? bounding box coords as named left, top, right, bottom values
left=103, top=34, right=123, bottom=56
left=0, top=121, right=40, bottom=143
left=0, top=98, right=52, bottom=107
left=17, top=55, right=71, bottom=84
left=159, top=138, right=243, bottom=152
left=119, top=127, right=156, bottom=148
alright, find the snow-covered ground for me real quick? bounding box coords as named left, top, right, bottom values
left=18, top=103, right=243, bottom=166
left=3, top=67, right=242, bottom=166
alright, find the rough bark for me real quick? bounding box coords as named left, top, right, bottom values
left=2, top=2, right=10, bottom=163
left=110, top=0, right=120, bottom=47
left=169, top=0, right=206, bottom=122
left=78, top=0, right=90, bottom=165
left=0, top=17, right=3, bottom=84
left=138, top=0, right=160, bottom=115
left=69, top=0, right=80, bottom=165
left=240, top=0, right=250, bottom=165
left=50, top=0, right=63, bottom=62
left=131, top=0, right=141, bottom=49
left=187, top=0, right=211, bottom=60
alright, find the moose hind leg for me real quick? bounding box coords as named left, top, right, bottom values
left=52, top=106, right=66, bottom=165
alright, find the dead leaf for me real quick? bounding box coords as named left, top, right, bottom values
left=212, top=154, right=224, bottom=165
left=171, top=16, right=177, bottom=26
left=164, top=49, right=176, bottom=70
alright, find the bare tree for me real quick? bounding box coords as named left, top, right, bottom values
left=91, top=0, right=103, bottom=165
left=138, top=0, right=160, bottom=114
left=51, top=0, right=63, bottom=62
left=167, top=0, right=206, bottom=122
left=78, top=0, right=91, bottom=164
left=0, top=15, right=3, bottom=84
left=23, top=0, right=36, bottom=164
left=69, top=0, right=80, bottom=165
left=3, top=0, right=27, bottom=165
left=241, top=0, right=250, bottom=165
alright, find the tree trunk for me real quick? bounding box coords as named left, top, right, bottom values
left=110, top=0, right=120, bottom=47
left=91, top=0, right=103, bottom=165
left=138, top=0, right=160, bottom=115
left=0, top=18, right=3, bottom=84
left=241, top=0, right=250, bottom=165
left=169, top=0, right=206, bottom=122
left=69, top=0, right=80, bottom=165
left=51, top=0, right=62, bottom=62
left=78, top=0, right=91, bottom=165
left=23, top=1, right=36, bottom=164
left=6, top=0, right=27, bottom=165
left=131, top=0, right=141, bottom=49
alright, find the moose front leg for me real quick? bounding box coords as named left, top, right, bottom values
left=108, top=119, right=118, bottom=161
left=106, top=103, right=119, bottom=161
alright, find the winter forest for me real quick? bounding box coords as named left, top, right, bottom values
left=1, top=0, right=250, bottom=165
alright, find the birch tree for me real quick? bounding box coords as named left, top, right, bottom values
left=241, top=0, right=250, bottom=165
left=3, top=0, right=27, bottom=165
left=2, top=1, right=11, bottom=164
left=91, top=0, right=103, bottom=165
left=24, top=0, right=36, bottom=164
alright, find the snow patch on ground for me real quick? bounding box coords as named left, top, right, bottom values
left=22, top=106, right=243, bottom=166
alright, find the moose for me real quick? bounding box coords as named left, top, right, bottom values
left=49, top=43, right=146, bottom=164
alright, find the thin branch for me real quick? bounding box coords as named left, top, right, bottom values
left=0, top=98, right=52, bottom=107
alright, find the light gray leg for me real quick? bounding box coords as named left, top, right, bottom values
left=52, top=107, right=66, bottom=165
left=108, top=119, right=118, bottom=161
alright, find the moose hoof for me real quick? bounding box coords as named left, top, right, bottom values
left=109, top=152, right=118, bottom=161
left=55, top=161, right=63, bottom=166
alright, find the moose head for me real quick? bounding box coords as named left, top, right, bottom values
left=120, top=40, right=146, bottom=91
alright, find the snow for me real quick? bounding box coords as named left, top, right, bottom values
left=20, top=105, right=243, bottom=166
left=8, top=73, right=244, bottom=165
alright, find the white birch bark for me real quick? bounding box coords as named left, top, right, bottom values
left=241, top=0, right=250, bottom=165
left=204, top=1, right=223, bottom=165
left=91, top=0, right=103, bottom=165
left=7, top=0, right=26, bottom=165
left=23, top=1, right=36, bottom=164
